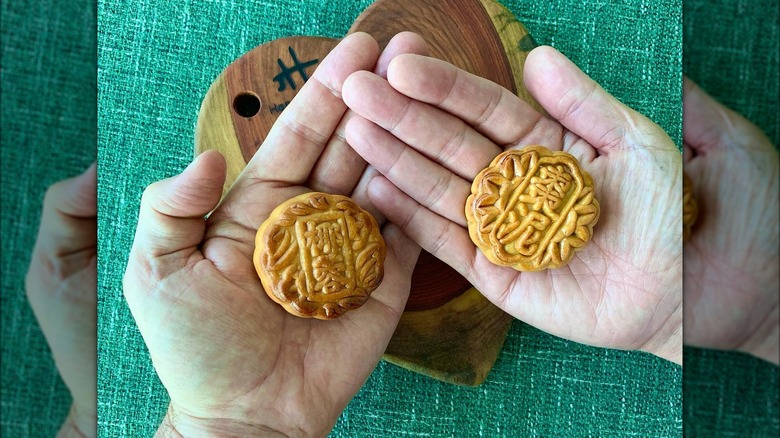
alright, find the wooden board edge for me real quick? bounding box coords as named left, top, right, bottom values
left=479, top=0, right=546, bottom=114
left=194, top=72, right=245, bottom=198
left=383, top=288, right=514, bottom=386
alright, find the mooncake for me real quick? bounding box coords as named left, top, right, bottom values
left=254, top=192, right=386, bottom=319
left=466, top=145, right=600, bottom=271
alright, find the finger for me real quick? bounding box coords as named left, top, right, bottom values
left=386, top=54, right=562, bottom=147
left=132, top=150, right=226, bottom=260
left=524, top=46, right=668, bottom=155
left=308, top=32, right=428, bottom=195
left=346, top=115, right=470, bottom=227
left=683, top=76, right=774, bottom=155
left=368, top=176, right=518, bottom=296
left=45, top=162, right=97, bottom=218
left=367, top=176, right=518, bottom=313
left=236, top=32, right=380, bottom=186
left=375, top=32, right=429, bottom=79
left=343, top=70, right=500, bottom=181
left=367, top=176, right=475, bottom=275
left=334, top=222, right=420, bottom=373
left=349, top=165, right=386, bottom=226
left=683, top=77, right=734, bottom=155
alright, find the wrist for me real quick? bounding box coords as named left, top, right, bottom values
left=155, top=404, right=326, bottom=438
left=155, top=414, right=290, bottom=438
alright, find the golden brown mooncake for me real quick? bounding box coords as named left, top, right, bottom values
left=465, top=145, right=600, bottom=271
left=682, top=172, right=698, bottom=242
left=254, top=192, right=386, bottom=319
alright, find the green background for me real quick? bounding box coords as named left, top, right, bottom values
left=682, top=0, right=779, bottom=436
left=1, top=0, right=96, bottom=436
left=684, top=0, right=779, bottom=146
left=96, top=0, right=683, bottom=436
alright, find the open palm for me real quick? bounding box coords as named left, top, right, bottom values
left=123, top=33, right=425, bottom=437
left=682, top=78, right=779, bottom=364
left=342, top=47, right=682, bottom=364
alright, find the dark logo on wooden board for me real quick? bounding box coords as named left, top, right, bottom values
left=272, top=47, right=319, bottom=92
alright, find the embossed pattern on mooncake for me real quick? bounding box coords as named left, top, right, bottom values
left=682, top=172, right=698, bottom=242
left=254, top=192, right=386, bottom=319
left=466, top=145, right=600, bottom=271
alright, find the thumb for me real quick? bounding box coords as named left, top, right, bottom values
left=131, top=150, right=226, bottom=261
left=36, top=162, right=98, bottom=254
left=525, top=46, right=673, bottom=155
left=45, top=162, right=97, bottom=218
left=682, top=76, right=735, bottom=155
left=683, top=76, right=774, bottom=155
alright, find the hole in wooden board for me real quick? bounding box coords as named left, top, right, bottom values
left=233, top=92, right=261, bottom=118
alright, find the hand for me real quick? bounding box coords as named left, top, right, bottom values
left=342, top=46, right=683, bottom=364
left=26, top=163, right=97, bottom=438
left=682, top=78, right=779, bottom=365
left=123, top=32, right=426, bottom=437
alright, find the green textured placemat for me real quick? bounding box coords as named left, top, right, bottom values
left=96, top=0, right=682, bottom=436
left=683, top=0, right=779, bottom=146
left=683, top=349, right=779, bottom=437
left=682, top=0, right=780, bottom=437
left=0, top=0, right=97, bottom=436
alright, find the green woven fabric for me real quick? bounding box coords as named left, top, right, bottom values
left=96, top=0, right=682, bottom=436
left=682, top=0, right=780, bottom=436
left=684, top=0, right=779, bottom=146
left=0, top=0, right=96, bottom=436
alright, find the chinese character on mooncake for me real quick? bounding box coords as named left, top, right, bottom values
left=254, top=192, right=386, bottom=319
left=466, top=145, right=600, bottom=271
